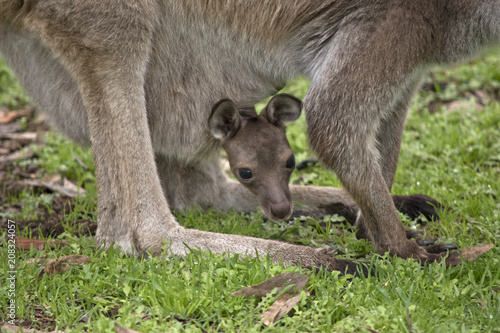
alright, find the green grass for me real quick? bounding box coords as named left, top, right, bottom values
left=0, top=61, right=29, bottom=110
left=1, top=49, right=499, bottom=332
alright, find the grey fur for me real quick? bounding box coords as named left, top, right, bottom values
left=1, top=0, right=498, bottom=269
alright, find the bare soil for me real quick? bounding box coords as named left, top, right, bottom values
left=0, top=108, right=96, bottom=239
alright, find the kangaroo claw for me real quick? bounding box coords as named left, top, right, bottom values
left=422, top=243, right=459, bottom=254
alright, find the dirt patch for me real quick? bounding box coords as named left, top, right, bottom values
left=0, top=194, right=96, bottom=237
left=16, top=307, right=58, bottom=332
left=420, top=78, right=500, bottom=113
left=0, top=108, right=96, bottom=239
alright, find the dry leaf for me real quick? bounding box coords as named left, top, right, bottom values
left=37, top=255, right=91, bottom=278
left=445, top=244, right=494, bottom=267
left=0, top=109, right=32, bottom=124
left=262, top=289, right=311, bottom=326
left=0, top=146, right=35, bottom=164
left=275, top=289, right=309, bottom=322
left=15, top=237, right=45, bottom=251
left=230, top=272, right=310, bottom=298
left=44, top=174, right=62, bottom=182
left=22, top=176, right=86, bottom=197
left=15, top=237, right=68, bottom=251
left=231, top=273, right=312, bottom=326
left=74, top=156, right=90, bottom=170
left=0, top=132, right=38, bottom=143
left=473, top=89, right=488, bottom=105
left=62, top=177, right=86, bottom=195
left=115, top=324, right=142, bottom=333
left=0, top=122, right=21, bottom=134
left=261, top=294, right=290, bottom=326
left=25, top=257, right=47, bottom=265
left=446, top=100, right=482, bottom=113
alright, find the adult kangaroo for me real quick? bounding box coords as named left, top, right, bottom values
left=1, top=0, right=497, bottom=272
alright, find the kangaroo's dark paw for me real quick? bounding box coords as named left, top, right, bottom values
left=392, top=240, right=492, bottom=267
left=291, top=202, right=358, bottom=224
left=405, top=230, right=436, bottom=245
left=295, top=158, right=318, bottom=170
left=292, top=193, right=442, bottom=228
left=393, top=194, right=443, bottom=222
left=422, top=243, right=459, bottom=254
left=385, top=239, right=446, bottom=265
left=405, top=230, right=458, bottom=253
left=418, top=239, right=437, bottom=246
left=315, top=246, right=339, bottom=256
left=306, top=248, right=372, bottom=277
left=405, top=229, right=423, bottom=241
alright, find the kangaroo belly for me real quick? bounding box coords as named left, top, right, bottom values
left=145, top=3, right=291, bottom=160
left=0, top=5, right=291, bottom=159
left=0, top=25, right=91, bottom=146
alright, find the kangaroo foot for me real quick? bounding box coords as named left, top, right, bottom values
left=355, top=194, right=447, bottom=245
left=389, top=240, right=492, bottom=267
left=98, top=218, right=371, bottom=277
left=388, top=239, right=447, bottom=264
left=423, top=243, right=459, bottom=254
left=294, top=193, right=443, bottom=226
left=393, top=194, right=443, bottom=222
left=404, top=230, right=458, bottom=253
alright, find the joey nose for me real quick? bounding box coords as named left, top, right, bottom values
left=270, top=202, right=292, bottom=220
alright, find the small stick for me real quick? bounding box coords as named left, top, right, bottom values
left=75, top=156, right=89, bottom=170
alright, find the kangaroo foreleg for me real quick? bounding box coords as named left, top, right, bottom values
left=304, top=27, right=442, bottom=262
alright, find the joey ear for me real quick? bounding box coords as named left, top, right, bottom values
left=261, top=93, right=302, bottom=126
left=209, top=99, right=241, bottom=140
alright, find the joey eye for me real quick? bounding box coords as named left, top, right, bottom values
left=238, top=168, right=253, bottom=181
left=286, top=155, right=295, bottom=169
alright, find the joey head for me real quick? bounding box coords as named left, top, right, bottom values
left=209, top=94, right=301, bottom=221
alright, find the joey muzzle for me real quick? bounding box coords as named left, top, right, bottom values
left=258, top=184, right=293, bottom=221
left=267, top=200, right=292, bottom=221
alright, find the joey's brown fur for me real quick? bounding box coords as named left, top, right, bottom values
left=1, top=0, right=498, bottom=273
left=209, top=94, right=302, bottom=222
